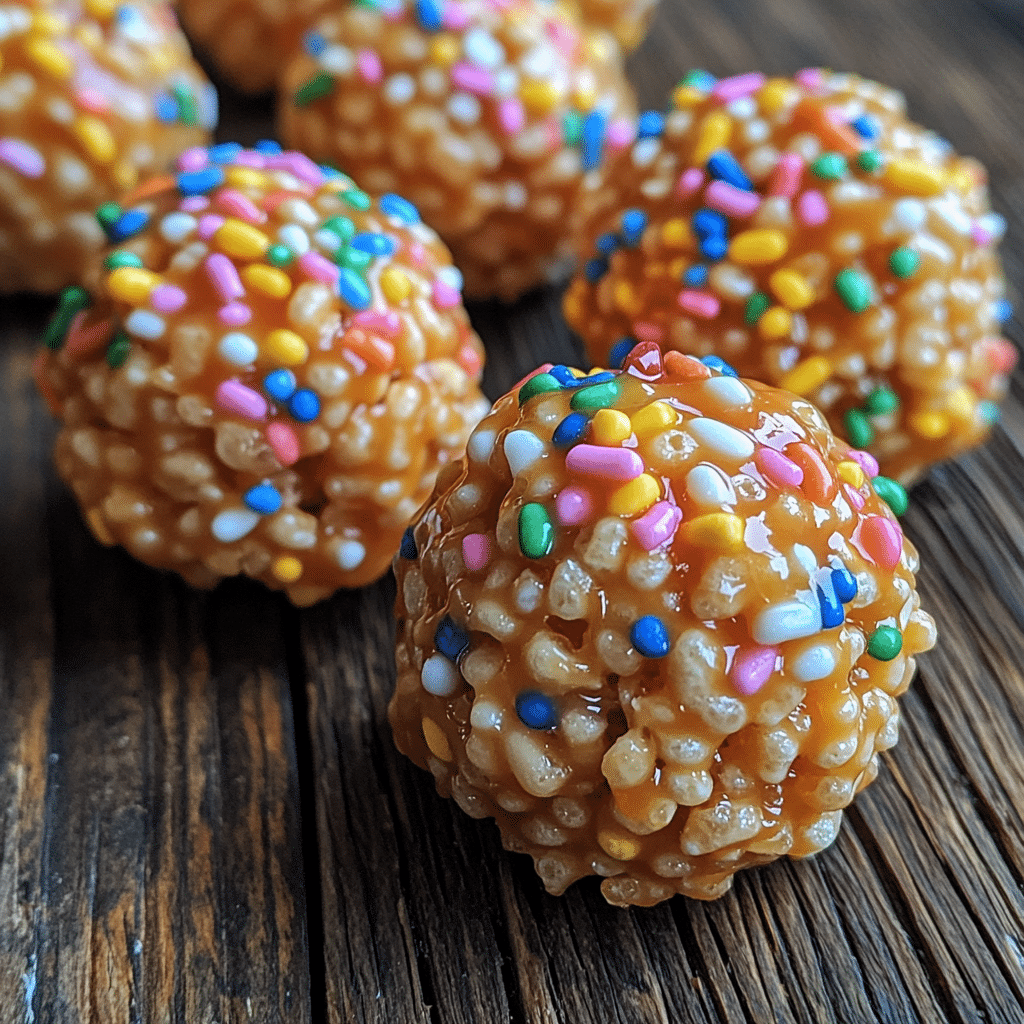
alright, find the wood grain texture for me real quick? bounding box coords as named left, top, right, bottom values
left=1, top=0, right=1023, bottom=1020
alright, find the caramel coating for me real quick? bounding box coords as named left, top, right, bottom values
left=0, top=0, right=216, bottom=293
left=570, top=0, right=658, bottom=50
left=278, top=0, right=637, bottom=300
left=36, top=145, right=489, bottom=605
left=391, top=345, right=935, bottom=905
left=565, top=69, right=1017, bottom=484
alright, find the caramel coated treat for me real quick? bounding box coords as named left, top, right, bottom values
left=572, top=0, right=658, bottom=50
left=0, top=0, right=216, bottom=293
left=278, top=0, right=637, bottom=300
left=35, top=143, right=489, bottom=605
left=565, top=69, right=1017, bottom=484
left=391, top=345, right=936, bottom=905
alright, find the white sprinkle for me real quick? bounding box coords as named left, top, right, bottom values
left=515, top=576, right=543, bottom=613
left=336, top=539, right=366, bottom=570
left=492, top=67, right=518, bottom=97
left=320, top=45, right=353, bottom=75
left=277, top=223, right=309, bottom=256
left=687, top=418, right=756, bottom=460
left=470, top=699, right=503, bottom=730
left=463, top=27, right=505, bottom=68
left=792, top=543, right=817, bottom=575
left=892, top=198, right=926, bottom=231
left=752, top=597, right=822, bottom=646
left=160, top=212, right=197, bottom=244
left=436, top=264, right=463, bottom=290
left=702, top=376, right=752, bottom=408
left=685, top=464, right=736, bottom=506
left=421, top=654, right=459, bottom=696
left=46, top=97, right=73, bottom=124
left=218, top=332, right=258, bottom=366
left=980, top=212, right=1006, bottom=241
left=520, top=45, right=555, bottom=78
left=211, top=508, right=260, bottom=542
left=791, top=644, right=836, bottom=682
left=468, top=428, right=496, bottom=462
left=384, top=72, right=416, bottom=105
left=632, top=138, right=660, bottom=167
left=313, top=227, right=342, bottom=253
left=930, top=197, right=971, bottom=235
left=503, top=429, right=545, bottom=476
left=447, top=92, right=481, bottom=125
left=277, top=198, right=318, bottom=226
left=726, top=96, right=757, bottom=118
left=505, top=181, right=527, bottom=209
left=124, top=310, right=165, bottom=339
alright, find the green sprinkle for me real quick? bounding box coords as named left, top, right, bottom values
left=294, top=71, right=335, bottom=107
left=267, top=244, right=295, bottom=267
left=95, top=202, right=121, bottom=232
left=518, top=372, right=562, bottom=405
left=322, top=216, right=356, bottom=243
left=864, top=386, right=899, bottom=416
left=519, top=503, right=554, bottom=559
left=341, top=189, right=371, bottom=211
left=834, top=268, right=873, bottom=313
left=336, top=246, right=372, bottom=273
left=570, top=379, right=622, bottom=411
left=105, top=331, right=131, bottom=369
left=888, top=247, right=920, bottom=278
left=681, top=69, right=711, bottom=87
left=857, top=150, right=883, bottom=173
left=43, top=286, right=91, bottom=350
left=872, top=476, right=908, bottom=516
left=811, top=153, right=847, bottom=180
left=844, top=408, right=874, bottom=448
left=979, top=400, right=1000, bottom=425
left=103, top=250, right=144, bottom=270
left=562, top=110, right=584, bottom=146
left=744, top=292, right=771, bottom=325
left=867, top=625, right=903, bottom=661
left=172, top=83, right=198, bottom=127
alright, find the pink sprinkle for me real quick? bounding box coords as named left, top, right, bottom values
left=205, top=253, right=243, bottom=302
left=564, top=445, right=644, bottom=481
left=176, top=147, right=208, bottom=172
left=705, top=180, right=760, bottom=218
left=0, top=138, right=44, bottom=177
left=848, top=448, right=879, bottom=479
left=630, top=501, right=682, bottom=551
left=547, top=19, right=577, bottom=58
left=451, top=62, right=493, bottom=95
left=356, top=48, right=383, bottom=84
left=796, top=190, right=829, bottom=227
left=678, top=290, right=721, bottom=319
left=433, top=281, right=460, bottom=310
left=676, top=167, right=704, bottom=197
left=555, top=486, right=593, bottom=526
left=353, top=310, right=401, bottom=336
left=150, top=284, right=187, bottom=314
left=233, top=151, right=266, bottom=169
left=264, top=152, right=325, bottom=186
left=408, top=242, right=427, bottom=267
left=755, top=446, right=804, bottom=489
left=179, top=196, right=209, bottom=213
left=859, top=515, right=903, bottom=569
left=216, top=380, right=267, bottom=420
left=443, top=1, right=471, bottom=29
left=972, top=224, right=994, bottom=246
left=216, top=188, right=265, bottom=224
left=844, top=483, right=866, bottom=510
left=498, top=98, right=525, bottom=134
left=512, top=363, right=554, bottom=390
left=712, top=72, right=766, bottom=103
left=267, top=422, right=300, bottom=466
left=75, top=88, right=109, bottom=113
left=632, top=320, right=664, bottom=344
left=606, top=119, right=635, bottom=149
left=731, top=645, right=779, bottom=696
left=299, top=250, right=340, bottom=286
left=462, top=533, right=492, bottom=571
left=197, top=214, right=225, bottom=239
left=218, top=303, right=252, bottom=326
left=769, top=153, right=804, bottom=199
left=795, top=67, right=825, bottom=92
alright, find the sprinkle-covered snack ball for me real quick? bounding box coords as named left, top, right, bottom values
left=35, top=144, right=489, bottom=605
left=278, top=0, right=637, bottom=300
left=565, top=69, right=1017, bottom=484
left=570, top=0, right=658, bottom=51
left=391, top=345, right=936, bottom=905
left=0, top=0, right=216, bottom=293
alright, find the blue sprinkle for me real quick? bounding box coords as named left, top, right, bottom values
left=699, top=235, right=729, bottom=261
left=979, top=400, right=1000, bottom=424
left=851, top=115, right=880, bottom=140
left=264, top=369, right=297, bottom=402
left=177, top=165, right=225, bottom=196
left=581, top=110, right=607, bottom=172
left=337, top=268, right=371, bottom=310
left=154, top=94, right=178, bottom=123
left=707, top=150, right=753, bottom=191
left=548, top=365, right=580, bottom=386
left=995, top=298, right=1013, bottom=323
left=304, top=31, right=327, bottom=55
left=255, top=139, right=283, bottom=154
left=700, top=355, right=737, bottom=377
left=596, top=232, right=619, bottom=256
left=584, top=257, right=608, bottom=283
left=620, top=209, right=647, bottom=247
left=109, top=208, right=149, bottom=241
left=687, top=69, right=717, bottom=91
left=637, top=110, right=666, bottom=138
left=400, top=526, right=418, bottom=559
left=114, top=5, right=134, bottom=25
left=435, top=616, right=470, bottom=661
left=350, top=232, right=397, bottom=257
left=288, top=389, right=321, bottom=422
left=516, top=691, right=559, bottom=730
left=379, top=192, right=420, bottom=224
left=244, top=484, right=283, bottom=515
left=692, top=208, right=728, bottom=238
left=683, top=264, right=708, bottom=287
left=415, top=0, right=443, bottom=30
left=630, top=616, right=670, bottom=659
left=579, top=371, right=616, bottom=385
left=817, top=585, right=844, bottom=630
left=552, top=411, right=590, bottom=447
left=831, top=566, right=858, bottom=604
left=609, top=337, right=636, bottom=368
left=208, top=142, right=243, bottom=163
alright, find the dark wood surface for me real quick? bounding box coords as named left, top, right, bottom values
left=2, top=0, right=1023, bottom=1020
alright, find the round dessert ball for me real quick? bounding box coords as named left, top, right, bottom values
left=391, top=344, right=936, bottom=905
left=564, top=69, right=1017, bottom=484
left=0, top=0, right=217, bottom=293
left=35, top=143, right=489, bottom=606
left=569, top=0, right=659, bottom=51
left=278, top=0, right=637, bottom=300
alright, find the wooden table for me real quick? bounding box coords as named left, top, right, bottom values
left=2, top=0, right=1023, bottom=1020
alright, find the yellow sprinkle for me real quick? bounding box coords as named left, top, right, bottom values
left=608, top=474, right=660, bottom=517
left=672, top=84, right=707, bottom=109
left=73, top=116, right=116, bottom=164
left=597, top=830, right=640, bottom=861
left=83, top=0, right=118, bottom=18
left=111, top=161, right=137, bottom=191
left=681, top=512, right=745, bottom=551
left=214, top=220, right=270, bottom=260
left=909, top=410, right=951, bottom=439
left=429, top=34, right=459, bottom=65
left=422, top=718, right=453, bottom=762
left=242, top=264, right=292, bottom=299
left=75, top=22, right=102, bottom=48
left=584, top=32, right=614, bottom=63
left=946, top=385, right=975, bottom=420
left=264, top=328, right=309, bottom=366
left=729, top=229, right=788, bottom=266
left=562, top=281, right=585, bottom=324
left=272, top=556, right=303, bottom=583
left=668, top=258, right=688, bottom=278
left=693, top=110, right=732, bottom=164
left=31, top=11, right=65, bottom=34
left=613, top=280, right=643, bottom=317
left=769, top=268, right=815, bottom=310
left=758, top=306, right=793, bottom=341
left=661, top=218, right=692, bottom=248
left=86, top=508, right=115, bottom=547
left=379, top=267, right=412, bottom=304
left=780, top=355, right=831, bottom=395
left=758, top=78, right=797, bottom=115
left=27, top=37, right=73, bottom=78
left=836, top=460, right=865, bottom=488
left=224, top=166, right=265, bottom=190
left=631, top=400, right=677, bottom=437
left=948, top=165, right=976, bottom=194
left=107, top=267, right=161, bottom=304
left=592, top=408, right=633, bottom=445
left=573, top=83, right=597, bottom=109
left=883, top=159, right=946, bottom=197
left=520, top=79, right=562, bottom=114
left=146, top=49, right=174, bottom=76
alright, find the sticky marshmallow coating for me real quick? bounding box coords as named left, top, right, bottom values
left=564, top=69, right=1016, bottom=484
left=278, top=0, right=637, bottom=300
left=391, top=344, right=936, bottom=905
left=35, top=145, right=489, bottom=605
left=0, top=0, right=216, bottom=293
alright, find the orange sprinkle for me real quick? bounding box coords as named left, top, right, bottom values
left=664, top=350, right=711, bottom=379
left=64, top=311, right=114, bottom=359
left=344, top=329, right=396, bottom=372
left=793, top=99, right=862, bottom=156
left=121, top=174, right=176, bottom=208
left=786, top=442, right=837, bottom=505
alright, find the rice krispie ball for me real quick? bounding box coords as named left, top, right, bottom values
left=570, top=0, right=658, bottom=50
left=564, top=69, right=1017, bottom=484
left=35, top=143, right=489, bottom=605
left=0, top=0, right=216, bottom=293
left=391, top=345, right=936, bottom=905
left=278, top=0, right=637, bottom=300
